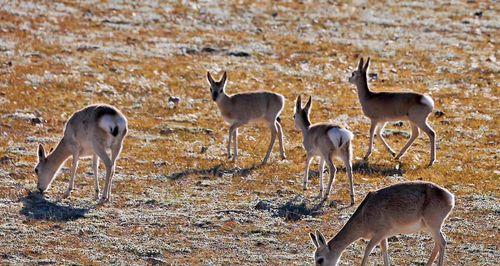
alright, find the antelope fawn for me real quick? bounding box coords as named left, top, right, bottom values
left=35, top=104, right=127, bottom=204
left=294, top=95, right=354, bottom=204
left=349, top=57, right=436, bottom=166
left=207, top=71, right=286, bottom=164
left=310, top=181, right=454, bottom=266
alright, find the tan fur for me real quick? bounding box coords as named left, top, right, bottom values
left=294, top=96, right=354, bottom=204
left=207, top=71, right=286, bottom=163
left=349, top=57, right=436, bottom=166
left=35, top=104, right=127, bottom=204
left=310, top=181, right=455, bottom=266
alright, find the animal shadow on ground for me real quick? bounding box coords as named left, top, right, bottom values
left=163, top=163, right=263, bottom=180
left=255, top=195, right=330, bottom=222
left=352, top=161, right=404, bottom=176
left=20, top=191, right=89, bottom=221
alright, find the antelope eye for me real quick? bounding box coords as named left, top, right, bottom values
left=35, top=168, right=39, bottom=174
left=317, top=258, right=324, bottom=265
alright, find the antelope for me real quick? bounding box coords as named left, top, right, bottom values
left=310, top=181, right=455, bottom=266
left=348, top=57, right=436, bottom=166
left=206, top=71, right=286, bottom=164
left=294, top=95, right=354, bottom=204
left=35, top=104, right=127, bottom=204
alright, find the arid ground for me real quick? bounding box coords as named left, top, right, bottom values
left=0, top=0, right=498, bottom=265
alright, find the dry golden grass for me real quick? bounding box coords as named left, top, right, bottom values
left=0, top=0, right=498, bottom=265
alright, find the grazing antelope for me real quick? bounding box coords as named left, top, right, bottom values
left=206, top=71, right=286, bottom=164
left=310, top=181, right=455, bottom=266
left=348, top=57, right=436, bottom=166
left=294, top=95, right=354, bottom=204
left=35, top=104, right=127, bottom=204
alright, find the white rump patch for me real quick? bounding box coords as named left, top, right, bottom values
left=421, top=95, right=434, bottom=108
left=98, top=115, right=121, bottom=135
left=327, top=127, right=353, bottom=148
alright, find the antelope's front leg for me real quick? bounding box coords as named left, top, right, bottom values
left=364, top=121, right=377, bottom=160
left=92, top=154, right=100, bottom=201
left=303, top=155, right=313, bottom=190
left=227, top=127, right=233, bottom=159
left=318, top=158, right=325, bottom=197
left=63, top=151, right=80, bottom=199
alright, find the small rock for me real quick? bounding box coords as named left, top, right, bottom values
left=201, top=47, right=217, bottom=53
left=473, top=11, right=483, bottom=18
left=329, top=200, right=338, bottom=209
left=146, top=257, right=168, bottom=265
left=195, top=180, right=210, bottom=187
left=76, top=45, right=99, bottom=52
left=434, top=110, right=445, bottom=117
left=31, top=117, right=43, bottom=124
left=184, top=48, right=197, bottom=55
left=272, top=12, right=278, bottom=17
left=200, top=146, right=207, bottom=154
left=368, top=73, right=378, bottom=81
left=168, top=96, right=180, bottom=104
left=228, top=51, right=251, bottom=57
left=0, top=156, right=11, bottom=164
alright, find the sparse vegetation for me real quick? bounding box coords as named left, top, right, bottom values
left=0, top=1, right=498, bottom=265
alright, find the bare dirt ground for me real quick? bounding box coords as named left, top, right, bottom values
left=0, top=0, right=498, bottom=265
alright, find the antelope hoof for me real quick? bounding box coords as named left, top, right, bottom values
left=389, top=150, right=396, bottom=157
left=62, top=189, right=72, bottom=199
left=98, top=197, right=109, bottom=205
left=281, top=154, right=287, bottom=160
left=427, top=160, right=435, bottom=167
left=94, top=190, right=100, bottom=201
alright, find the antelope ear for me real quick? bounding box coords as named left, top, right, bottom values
left=220, top=71, right=227, bottom=89
left=357, top=57, right=364, bottom=71
left=295, top=95, right=302, bottom=112
left=316, top=230, right=327, bottom=247
left=310, top=232, right=319, bottom=248
left=38, top=144, right=46, bottom=161
left=304, top=96, right=312, bottom=113
left=207, top=71, right=215, bottom=85
left=363, top=57, right=370, bottom=72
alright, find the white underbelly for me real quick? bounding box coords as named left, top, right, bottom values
left=396, top=220, right=425, bottom=234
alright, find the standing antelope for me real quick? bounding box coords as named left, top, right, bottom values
left=348, top=57, right=436, bottom=166
left=35, top=104, right=127, bottom=204
left=294, top=95, right=354, bottom=204
left=310, top=181, right=454, bottom=266
left=206, top=71, right=286, bottom=164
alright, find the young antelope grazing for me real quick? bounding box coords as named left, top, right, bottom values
left=207, top=71, right=286, bottom=164
left=349, top=57, right=436, bottom=166
left=294, top=95, right=354, bottom=204
left=310, top=181, right=455, bottom=266
left=35, top=104, right=127, bottom=204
